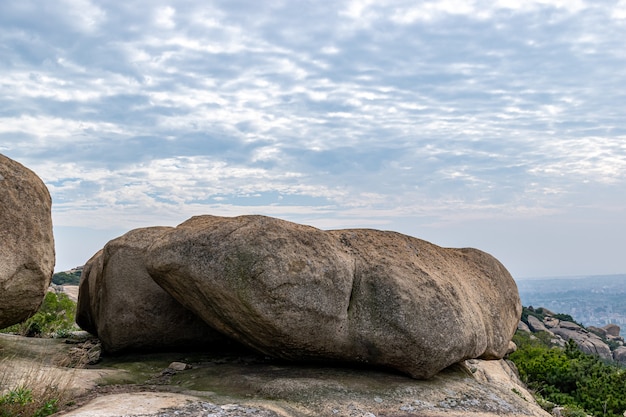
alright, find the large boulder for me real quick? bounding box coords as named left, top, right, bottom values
left=146, top=215, right=521, bottom=379
left=0, top=154, right=55, bottom=329
left=76, top=227, right=235, bottom=353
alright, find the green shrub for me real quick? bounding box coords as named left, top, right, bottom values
left=552, top=313, right=584, bottom=328
left=606, top=338, right=622, bottom=351
left=510, top=329, right=626, bottom=417
left=0, top=386, right=58, bottom=417
left=51, top=271, right=81, bottom=286
left=0, top=292, right=78, bottom=337
left=1, top=291, right=81, bottom=416
left=521, top=306, right=545, bottom=325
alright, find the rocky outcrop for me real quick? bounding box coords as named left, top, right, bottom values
left=550, top=327, right=612, bottom=361
left=76, top=227, right=234, bottom=353
left=544, top=319, right=612, bottom=360
left=521, top=311, right=618, bottom=362
left=0, top=154, right=55, bottom=329
left=144, top=214, right=521, bottom=379
left=544, top=320, right=613, bottom=361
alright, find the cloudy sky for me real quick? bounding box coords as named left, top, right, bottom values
left=2, top=0, right=626, bottom=278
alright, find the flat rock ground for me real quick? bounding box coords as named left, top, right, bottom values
left=0, top=333, right=549, bottom=417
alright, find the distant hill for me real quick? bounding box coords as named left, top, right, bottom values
left=51, top=266, right=83, bottom=286
left=516, top=274, right=626, bottom=334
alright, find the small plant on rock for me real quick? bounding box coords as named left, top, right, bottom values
left=0, top=353, right=75, bottom=417
left=0, top=386, right=60, bottom=417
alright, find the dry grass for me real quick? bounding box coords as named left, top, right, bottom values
left=0, top=338, right=85, bottom=417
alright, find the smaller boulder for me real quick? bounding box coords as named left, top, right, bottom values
left=587, top=326, right=607, bottom=339
left=603, top=323, right=621, bottom=338
left=507, top=341, right=517, bottom=354
left=613, top=346, right=626, bottom=365
left=559, top=321, right=582, bottom=331
left=527, top=316, right=549, bottom=333
left=543, top=316, right=560, bottom=329
left=550, top=336, right=566, bottom=348
left=517, top=321, right=530, bottom=333
left=76, top=227, right=236, bottom=353
left=168, top=362, right=191, bottom=371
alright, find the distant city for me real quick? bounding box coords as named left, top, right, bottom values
left=516, top=274, right=626, bottom=335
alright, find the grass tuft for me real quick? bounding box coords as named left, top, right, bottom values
left=0, top=352, right=78, bottom=417
left=1, top=290, right=84, bottom=417
left=0, top=350, right=81, bottom=417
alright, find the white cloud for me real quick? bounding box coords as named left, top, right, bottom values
left=155, top=6, right=176, bottom=29
left=342, top=0, right=379, bottom=20
left=612, top=0, right=626, bottom=19
left=527, top=137, right=626, bottom=184
left=391, top=0, right=486, bottom=24
left=0, top=115, right=129, bottom=143
left=495, top=0, right=587, bottom=13
left=3, top=0, right=626, bottom=276
left=59, top=0, right=106, bottom=33
left=343, top=0, right=588, bottom=26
